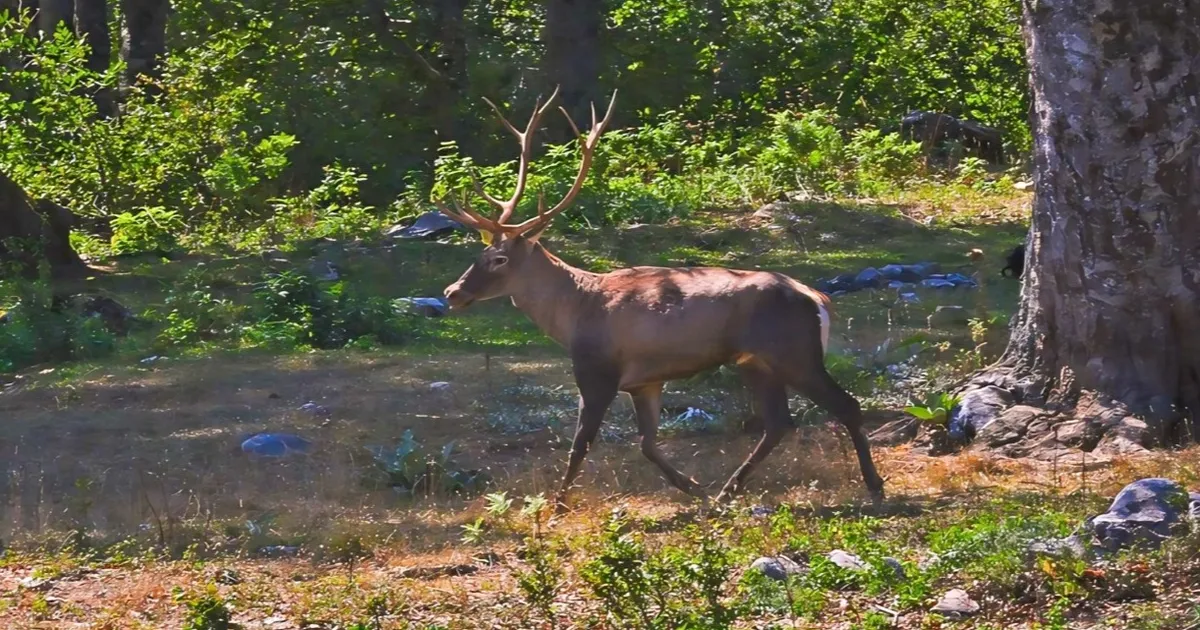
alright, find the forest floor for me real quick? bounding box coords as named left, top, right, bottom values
left=4, top=189, right=1200, bottom=628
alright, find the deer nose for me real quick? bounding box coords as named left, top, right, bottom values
left=444, top=284, right=475, bottom=310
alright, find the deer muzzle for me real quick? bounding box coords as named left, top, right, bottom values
left=443, top=283, right=476, bottom=310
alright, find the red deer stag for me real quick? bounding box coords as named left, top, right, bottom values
left=435, top=88, right=884, bottom=512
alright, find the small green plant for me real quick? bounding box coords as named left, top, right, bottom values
left=460, top=517, right=486, bottom=545
left=179, top=585, right=234, bottom=630
left=904, top=392, right=962, bottom=426
left=367, top=430, right=488, bottom=497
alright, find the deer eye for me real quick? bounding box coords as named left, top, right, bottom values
left=491, top=256, right=509, bottom=269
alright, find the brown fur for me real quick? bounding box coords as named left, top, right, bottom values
left=433, top=89, right=882, bottom=512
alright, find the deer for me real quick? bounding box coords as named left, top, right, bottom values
left=433, top=88, right=885, bottom=513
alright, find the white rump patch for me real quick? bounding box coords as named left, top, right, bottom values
left=817, top=304, right=830, bottom=356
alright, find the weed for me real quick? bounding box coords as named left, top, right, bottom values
left=179, top=585, right=234, bottom=630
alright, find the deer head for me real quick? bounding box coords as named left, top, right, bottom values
left=435, top=87, right=617, bottom=310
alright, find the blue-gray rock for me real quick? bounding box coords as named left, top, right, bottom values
left=879, top=264, right=906, bottom=280
left=242, top=433, right=312, bottom=457
left=921, top=278, right=957, bottom=289
left=828, top=549, right=868, bottom=571
left=299, top=402, right=330, bottom=417
left=750, top=556, right=806, bottom=581
left=855, top=267, right=884, bottom=289
left=1091, top=478, right=1188, bottom=551
left=946, top=272, right=978, bottom=287
left=750, top=505, right=774, bottom=519
left=947, top=386, right=1013, bottom=441
left=1190, top=492, right=1200, bottom=521
left=398, top=297, right=449, bottom=318
left=897, top=292, right=920, bottom=304
left=388, top=211, right=464, bottom=239
left=882, top=557, right=906, bottom=580
left=907, top=262, right=941, bottom=278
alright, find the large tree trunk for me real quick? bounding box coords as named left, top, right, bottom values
left=962, top=0, right=1200, bottom=455
left=119, top=0, right=167, bottom=93
left=37, top=0, right=73, bottom=35
left=543, top=0, right=602, bottom=141
left=74, top=0, right=114, bottom=115
left=0, top=170, right=87, bottom=277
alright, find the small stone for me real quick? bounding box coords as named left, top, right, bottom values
left=299, top=402, right=330, bottom=417
left=932, top=588, right=979, bottom=618
left=19, top=577, right=53, bottom=591
left=1014, top=180, right=1034, bottom=191
left=750, top=556, right=806, bottom=581
left=242, top=433, right=313, bottom=457
left=1027, top=533, right=1088, bottom=560
left=1189, top=492, right=1200, bottom=521
left=897, top=292, right=920, bottom=304
left=828, top=549, right=868, bottom=571
left=430, top=381, right=451, bottom=392
left=749, top=505, right=773, bottom=518
left=215, top=568, right=242, bottom=585
left=881, top=557, right=906, bottom=580
left=920, top=278, right=956, bottom=289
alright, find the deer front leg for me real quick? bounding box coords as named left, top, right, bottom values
left=554, top=377, right=617, bottom=515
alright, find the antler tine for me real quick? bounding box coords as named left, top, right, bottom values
left=433, top=191, right=498, bottom=233
left=503, top=90, right=618, bottom=236
left=469, top=172, right=506, bottom=212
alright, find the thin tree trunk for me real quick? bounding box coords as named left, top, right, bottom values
left=37, top=0, right=72, bottom=36
left=119, top=0, right=167, bottom=94
left=543, top=0, right=602, bottom=141
left=964, top=0, right=1200, bottom=453
left=74, top=0, right=113, bottom=115
left=427, top=0, right=469, bottom=148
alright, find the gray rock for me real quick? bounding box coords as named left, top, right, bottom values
left=1190, top=492, right=1200, bottom=522
left=881, top=557, right=906, bottom=580
left=1027, top=533, right=1089, bottom=560
left=1091, top=478, right=1188, bottom=552
left=750, top=555, right=806, bottom=581
left=932, top=589, right=979, bottom=618
left=388, top=211, right=464, bottom=239
left=430, top=381, right=451, bottom=392
left=828, top=549, right=868, bottom=571
left=947, top=385, right=1013, bottom=442
left=928, top=305, right=970, bottom=327
left=749, top=505, right=773, bottom=519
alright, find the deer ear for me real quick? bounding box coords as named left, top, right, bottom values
left=478, top=230, right=494, bottom=245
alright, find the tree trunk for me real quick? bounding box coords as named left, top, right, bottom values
left=0, top=170, right=87, bottom=277
left=119, top=0, right=167, bottom=93
left=74, top=0, right=114, bottom=116
left=365, top=0, right=468, bottom=150
left=543, top=0, right=602, bottom=141
left=37, top=0, right=73, bottom=36
left=964, top=0, right=1200, bottom=454
left=426, top=0, right=469, bottom=147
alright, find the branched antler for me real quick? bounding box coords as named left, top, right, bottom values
left=434, top=87, right=618, bottom=239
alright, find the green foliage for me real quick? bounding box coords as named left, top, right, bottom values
left=110, top=207, right=186, bottom=255
left=248, top=271, right=415, bottom=350
left=905, top=391, right=962, bottom=426
left=580, top=512, right=739, bottom=629
left=178, top=585, right=233, bottom=630
left=367, top=429, right=487, bottom=498
left=0, top=271, right=118, bottom=373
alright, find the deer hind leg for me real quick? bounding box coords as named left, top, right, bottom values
left=769, top=353, right=885, bottom=504
left=554, top=378, right=618, bottom=514
left=629, top=384, right=705, bottom=498
left=715, top=362, right=790, bottom=503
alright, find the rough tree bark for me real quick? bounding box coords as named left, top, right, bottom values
left=543, top=0, right=602, bottom=141
left=961, top=0, right=1200, bottom=456
left=119, top=0, right=167, bottom=93
left=74, top=0, right=113, bottom=115
left=37, top=0, right=73, bottom=35
left=0, top=170, right=87, bottom=277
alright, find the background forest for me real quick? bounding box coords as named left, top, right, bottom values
left=2, top=0, right=1028, bottom=253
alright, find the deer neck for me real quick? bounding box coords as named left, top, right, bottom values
left=508, top=243, right=595, bottom=347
